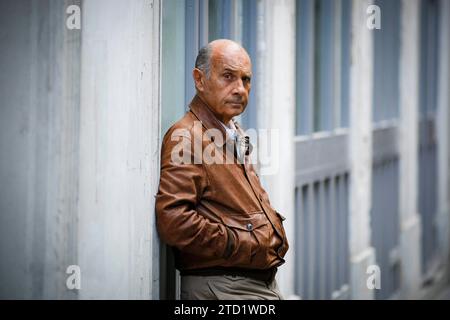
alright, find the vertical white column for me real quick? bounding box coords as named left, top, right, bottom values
left=78, top=0, right=161, bottom=299
left=398, top=0, right=422, bottom=299
left=0, top=0, right=76, bottom=299
left=437, top=0, right=450, bottom=278
left=348, top=0, right=376, bottom=300
left=0, top=0, right=83, bottom=299
left=258, top=0, right=297, bottom=299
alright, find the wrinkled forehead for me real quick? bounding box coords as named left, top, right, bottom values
left=211, top=46, right=252, bottom=74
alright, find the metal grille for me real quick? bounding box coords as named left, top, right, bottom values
left=294, top=0, right=352, bottom=299
left=294, top=133, right=350, bottom=299
left=295, top=173, right=350, bottom=299
left=371, top=156, right=401, bottom=299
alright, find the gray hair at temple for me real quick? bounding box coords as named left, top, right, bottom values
left=195, top=44, right=213, bottom=77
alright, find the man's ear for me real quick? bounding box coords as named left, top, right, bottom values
left=193, top=68, right=205, bottom=92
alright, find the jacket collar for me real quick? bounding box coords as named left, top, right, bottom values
left=188, top=95, right=254, bottom=160
left=189, top=95, right=234, bottom=147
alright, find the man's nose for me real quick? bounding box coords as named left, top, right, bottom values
left=233, top=78, right=246, bottom=95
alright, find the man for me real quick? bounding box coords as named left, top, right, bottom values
left=155, top=39, right=289, bottom=300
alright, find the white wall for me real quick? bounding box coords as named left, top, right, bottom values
left=348, top=0, right=376, bottom=300
left=398, top=0, right=422, bottom=299
left=258, top=0, right=298, bottom=299
left=437, top=0, right=450, bottom=280
left=77, top=0, right=161, bottom=299
left=0, top=0, right=82, bottom=299
left=0, top=0, right=161, bottom=299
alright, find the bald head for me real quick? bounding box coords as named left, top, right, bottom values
left=195, top=39, right=251, bottom=78
left=192, top=39, right=252, bottom=124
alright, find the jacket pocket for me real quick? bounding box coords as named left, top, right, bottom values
left=221, top=212, right=268, bottom=267
left=275, top=211, right=289, bottom=257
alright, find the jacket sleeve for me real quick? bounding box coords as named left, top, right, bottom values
left=155, top=127, right=235, bottom=259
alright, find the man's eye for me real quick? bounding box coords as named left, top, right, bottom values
left=224, top=73, right=232, bottom=80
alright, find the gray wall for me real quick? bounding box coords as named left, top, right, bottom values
left=0, top=0, right=161, bottom=299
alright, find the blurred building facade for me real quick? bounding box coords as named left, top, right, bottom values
left=0, top=0, right=449, bottom=299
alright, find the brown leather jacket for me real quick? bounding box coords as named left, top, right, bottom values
left=155, top=95, right=289, bottom=271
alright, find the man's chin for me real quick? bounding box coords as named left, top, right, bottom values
left=229, top=108, right=245, bottom=118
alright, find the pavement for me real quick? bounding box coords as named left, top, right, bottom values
left=433, top=285, right=450, bottom=300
